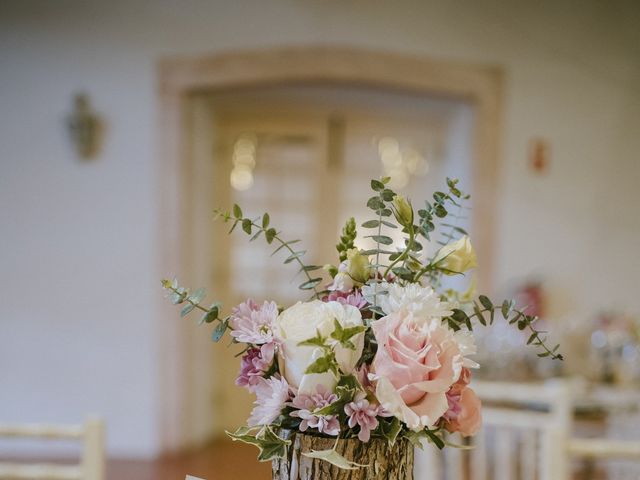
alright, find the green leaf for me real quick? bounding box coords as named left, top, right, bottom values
left=424, top=429, right=445, bottom=450
left=371, top=235, right=393, bottom=245
left=473, top=302, right=486, bottom=326
left=188, top=287, right=206, bottom=304
left=301, top=265, right=322, bottom=272
left=284, top=251, right=306, bottom=264
left=299, top=278, right=322, bottom=290
left=478, top=295, right=493, bottom=310
left=227, top=426, right=291, bottom=463
left=242, top=218, right=252, bottom=234
left=262, top=213, right=270, bottom=228
left=392, top=266, right=413, bottom=278
left=381, top=189, right=396, bottom=201
left=226, top=427, right=261, bottom=448
left=212, top=319, right=228, bottom=342
left=256, top=427, right=290, bottom=462
left=180, top=303, right=195, bottom=317
left=371, top=179, right=385, bottom=191
left=361, top=220, right=380, bottom=228
left=330, top=318, right=366, bottom=350
left=265, top=228, right=277, bottom=244
left=200, top=305, right=219, bottom=325
left=380, top=417, right=402, bottom=445
left=302, top=449, right=367, bottom=470
left=233, top=204, right=243, bottom=219
left=501, top=300, right=510, bottom=319
left=298, top=330, right=327, bottom=348
left=527, top=332, right=538, bottom=345
left=367, top=196, right=385, bottom=210
left=250, top=230, right=262, bottom=241
left=304, top=353, right=336, bottom=375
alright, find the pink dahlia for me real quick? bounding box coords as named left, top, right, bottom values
left=229, top=299, right=278, bottom=344
left=290, top=385, right=340, bottom=436
left=236, top=343, right=275, bottom=391
left=344, top=392, right=385, bottom=442
left=247, top=375, right=291, bottom=427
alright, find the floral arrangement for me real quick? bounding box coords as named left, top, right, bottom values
left=162, top=177, right=562, bottom=469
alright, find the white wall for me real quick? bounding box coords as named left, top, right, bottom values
left=1, top=0, right=639, bottom=458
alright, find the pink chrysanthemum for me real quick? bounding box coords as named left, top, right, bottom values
left=236, top=343, right=275, bottom=391
left=290, top=385, right=340, bottom=436
left=344, top=392, right=385, bottom=442
left=229, top=299, right=278, bottom=344
left=247, top=375, right=291, bottom=427
left=323, top=290, right=368, bottom=311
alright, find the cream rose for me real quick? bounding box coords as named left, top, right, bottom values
left=371, top=310, right=464, bottom=430
left=433, top=235, right=477, bottom=275
left=275, top=300, right=364, bottom=395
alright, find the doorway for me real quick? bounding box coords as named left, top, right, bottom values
left=156, top=47, right=503, bottom=452
left=185, top=84, right=475, bottom=437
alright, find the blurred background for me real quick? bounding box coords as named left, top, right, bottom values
left=1, top=0, right=639, bottom=479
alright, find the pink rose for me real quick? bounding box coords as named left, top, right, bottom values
left=444, top=386, right=482, bottom=437
left=370, top=310, right=464, bottom=430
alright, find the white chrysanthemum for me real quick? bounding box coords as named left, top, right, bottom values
left=362, top=282, right=452, bottom=320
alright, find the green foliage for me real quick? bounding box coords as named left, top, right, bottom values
left=227, top=426, right=291, bottom=462
left=298, top=330, right=329, bottom=348
left=161, top=278, right=228, bottom=342
left=304, top=351, right=339, bottom=376
left=378, top=417, right=402, bottom=446
left=214, top=208, right=322, bottom=298
left=336, top=217, right=357, bottom=262
left=330, top=319, right=366, bottom=350
left=444, top=297, right=563, bottom=361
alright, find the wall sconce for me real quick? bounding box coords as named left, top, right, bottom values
left=67, top=93, right=104, bottom=160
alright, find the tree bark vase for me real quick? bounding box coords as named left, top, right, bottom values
left=272, top=431, right=414, bottom=480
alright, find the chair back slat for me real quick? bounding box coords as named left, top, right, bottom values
left=0, top=418, right=104, bottom=480
left=0, top=424, right=83, bottom=439
left=0, top=463, right=82, bottom=479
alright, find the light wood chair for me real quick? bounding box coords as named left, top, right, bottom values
left=415, top=379, right=640, bottom=480
left=0, top=418, right=105, bottom=480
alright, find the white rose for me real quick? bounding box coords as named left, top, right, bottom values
left=433, top=236, right=477, bottom=275
left=274, top=300, right=364, bottom=395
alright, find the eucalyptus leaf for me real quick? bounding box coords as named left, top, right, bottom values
left=299, top=278, right=322, bottom=290
left=188, top=287, right=206, bottom=304
left=180, top=303, right=195, bottom=317
left=212, top=319, right=228, bottom=342
left=284, top=251, right=306, bottom=264
left=233, top=204, right=243, bottom=219
left=371, top=235, right=393, bottom=245
left=370, top=179, right=385, bottom=191
left=361, top=220, right=380, bottom=228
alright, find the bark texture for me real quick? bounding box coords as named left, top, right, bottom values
left=272, top=431, right=414, bottom=480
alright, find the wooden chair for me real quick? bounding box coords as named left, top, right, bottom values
left=0, top=418, right=105, bottom=480
left=415, top=379, right=640, bottom=480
